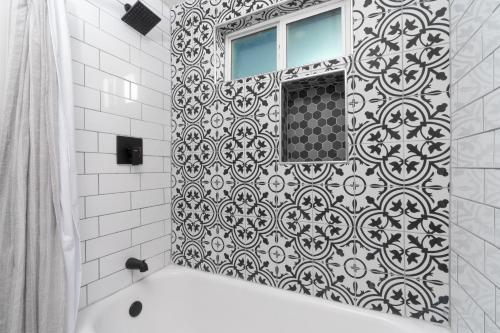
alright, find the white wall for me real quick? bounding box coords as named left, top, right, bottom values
left=67, top=0, right=172, bottom=308
left=450, top=0, right=500, bottom=332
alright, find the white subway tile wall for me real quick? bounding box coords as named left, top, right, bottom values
left=68, top=0, right=172, bottom=308
left=451, top=1, right=500, bottom=332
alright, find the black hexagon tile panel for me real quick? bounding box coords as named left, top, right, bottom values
left=282, top=72, right=346, bottom=162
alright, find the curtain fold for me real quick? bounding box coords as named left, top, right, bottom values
left=47, top=0, right=81, bottom=330
left=0, top=1, right=11, bottom=95
left=0, top=0, right=16, bottom=101
left=0, top=0, right=79, bottom=332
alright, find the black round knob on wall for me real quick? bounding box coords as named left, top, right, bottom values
left=129, top=301, right=142, bottom=317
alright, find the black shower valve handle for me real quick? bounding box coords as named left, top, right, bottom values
left=129, top=146, right=142, bottom=165
left=116, top=136, right=143, bottom=165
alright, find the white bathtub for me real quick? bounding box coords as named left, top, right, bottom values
left=77, top=265, right=449, bottom=333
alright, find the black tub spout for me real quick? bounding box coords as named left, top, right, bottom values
left=125, top=258, right=148, bottom=272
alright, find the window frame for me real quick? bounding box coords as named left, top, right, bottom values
left=225, top=0, right=351, bottom=81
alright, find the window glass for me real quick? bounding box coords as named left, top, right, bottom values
left=231, top=27, right=277, bottom=80
left=286, top=9, right=343, bottom=68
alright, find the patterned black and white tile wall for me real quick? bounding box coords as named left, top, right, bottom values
left=171, top=0, right=450, bottom=324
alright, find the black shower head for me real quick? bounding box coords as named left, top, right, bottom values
left=121, top=1, right=161, bottom=36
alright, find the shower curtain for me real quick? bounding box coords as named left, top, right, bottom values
left=0, top=0, right=14, bottom=96
left=0, top=0, right=80, bottom=332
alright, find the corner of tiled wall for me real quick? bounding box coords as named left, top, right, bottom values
left=67, top=0, right=172, bottom=309
left=450, top=0, right=500, bottom=332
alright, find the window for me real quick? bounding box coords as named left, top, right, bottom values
left=231, top=27, right=277, bottom=80
left=286, top=9, right=343, bottom=68
left=226, top=1, right=350, bottom=80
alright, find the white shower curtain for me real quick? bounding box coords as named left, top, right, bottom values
left=0, top=0, right=80, bottom=332
left=47, top=0, right=81, bottom=331
left=0, top=0, right=14, bottom=96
